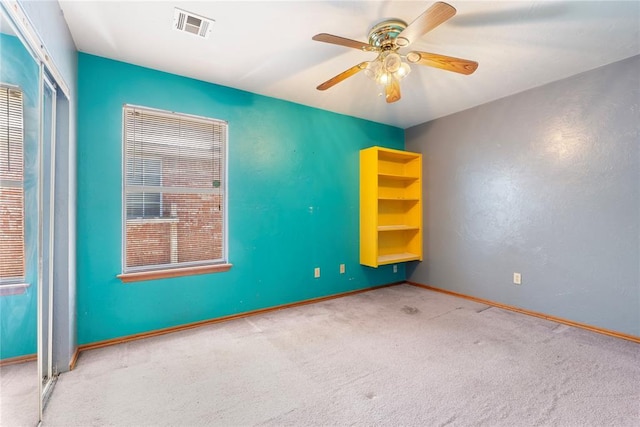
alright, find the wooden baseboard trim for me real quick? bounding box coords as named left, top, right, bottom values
left=79, top=282, right=404, bottom=353
left=0, top=353, right=36, bottom=367
left=69, top=348, right=80, bottom=371
left=407, top=281, right=640, bottom=344
left=2, top=348, right=81, bottom=370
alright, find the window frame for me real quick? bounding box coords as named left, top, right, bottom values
left=0, top=83, right=26, bottom=287
left=119, top=104, right=230, bottom=281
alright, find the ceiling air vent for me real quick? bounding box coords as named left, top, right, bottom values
left=173, top=8, right=214, bottom=39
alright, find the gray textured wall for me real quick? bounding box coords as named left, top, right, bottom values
left=406, top=55, right=639, bottom=337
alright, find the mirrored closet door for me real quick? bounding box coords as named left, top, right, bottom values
left=0, top=5, right=66, bottom=424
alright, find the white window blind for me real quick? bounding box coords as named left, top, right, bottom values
left=0, top=85, right=25, bottom=282
left=123, top=105, right=227, bottom=273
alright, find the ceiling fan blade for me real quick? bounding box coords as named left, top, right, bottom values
left=312, top=33, right=378, bottom=52
left=406, top=51, right=478, bottom=75
left=396, top=2, right=457, bottom=47
left=317, top=62, right=370, bottom=91
left=385, top=78, right=401, bottom=103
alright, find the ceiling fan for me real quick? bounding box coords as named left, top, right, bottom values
left=312, top=1, right=478, bottom=103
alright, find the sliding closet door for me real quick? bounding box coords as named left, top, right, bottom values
left=38, top=71, right=56, bottom=417
left=0, top=14, right=41, bottom=427
left=1, top=2, right=75, bottom=422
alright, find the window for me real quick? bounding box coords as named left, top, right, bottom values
left=121, top=105, right=228, bottom=277
left=126, top=157, right=162, bottom=219
left=0, top=85, right=25, bottom=284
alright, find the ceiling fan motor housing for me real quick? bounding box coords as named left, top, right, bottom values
left=368, top=19, right=407, bottom=50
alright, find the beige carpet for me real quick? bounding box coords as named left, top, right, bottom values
left=32, top=284, right=640, bottom=426
left=0, top=361, right=38, bottom=427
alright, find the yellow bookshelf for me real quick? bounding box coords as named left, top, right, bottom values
left=360, top=146, right=423, bottom=268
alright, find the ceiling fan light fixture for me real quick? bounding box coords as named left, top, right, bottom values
left=312, top=2, right=477, bottom=103
left=378, top=72, right=391, bottom=85
left=366, top=52, right=411, bottom=86
left=396, top=62, right=411, bottom=79
left=364, top=60, right=381, bottom=80
left=384, top=52, right=401, bottom=73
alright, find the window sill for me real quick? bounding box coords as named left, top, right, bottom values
left=117, top=263, right=232, bottom=283
left=0, top=282, right=30, bottom=296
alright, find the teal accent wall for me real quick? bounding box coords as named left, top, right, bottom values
left=0, top=34, right=40, bottom=359
left=77, top=53, right=404, bottom=345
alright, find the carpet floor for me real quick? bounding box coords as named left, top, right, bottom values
left=0, top=360, right=38, bottom=426
left=26, top=284, right=640, bottom=425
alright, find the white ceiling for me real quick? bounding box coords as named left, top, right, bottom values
left=59, top=1, right=639, bottom=129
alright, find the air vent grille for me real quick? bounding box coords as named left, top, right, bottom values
left=173, top=8, right=213, bottom=39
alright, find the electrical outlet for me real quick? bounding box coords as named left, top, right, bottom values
left=314, top=267, right=320, bottom=278
left=339, top=264, right=345, bottom=274
left=393, top=265, right=398, bottom=273
left=513, top=272, right=521, bottom=285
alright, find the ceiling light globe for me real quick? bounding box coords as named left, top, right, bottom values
left=365, top=61, right=381, bottom=80
left=395, top=62, right=411, bottom=79
left=383, top=52, right=402, bottom=73
left=377, top=72, right=390, bottom=85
